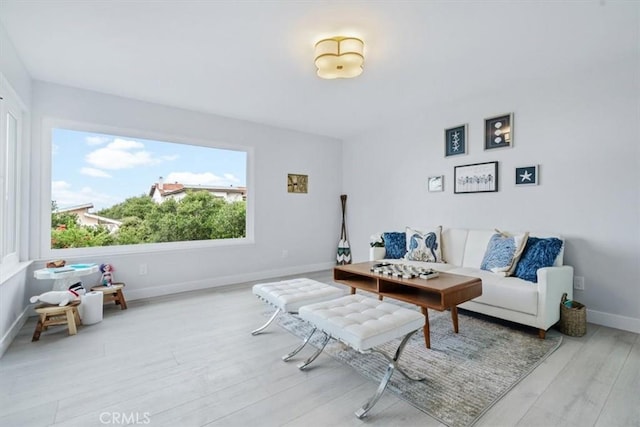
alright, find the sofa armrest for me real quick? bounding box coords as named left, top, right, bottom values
left=536, top=265, right=574, bottom=329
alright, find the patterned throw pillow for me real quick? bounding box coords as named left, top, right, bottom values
left=480, top=231, right=529, bottom=275
left=514, top=237, right=564, bottom=283
left=383, top=232, right=407, bottom=259
left=404, top=226, right=443, bottom=262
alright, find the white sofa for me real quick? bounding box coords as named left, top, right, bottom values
left=375, top=228, right=574, bottom=338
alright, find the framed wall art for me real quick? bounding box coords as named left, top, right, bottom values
left=454, top=161, right=498, bottom=194
left=484, top=113, right=513, bottom=150
left=428, top=175, right=444, bottom=192
left=287, top=173, right=308, bottom=193
left=444, top=124, right=467, bottom=157
left=515, top=165, right=539, bottom=186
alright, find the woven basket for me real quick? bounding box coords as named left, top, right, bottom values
left=559, top=293, right=586, bottom=337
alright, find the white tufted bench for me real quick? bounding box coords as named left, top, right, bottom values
left=251, top=278, right=344, bottom=337
left=290, top=294, right=425, bottom=419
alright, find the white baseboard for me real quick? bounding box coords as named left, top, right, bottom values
left=587, top=309, right=640, bottom=334
left=125, top=261, right=336, bottom=301
left=0, top=306, right=30, bottom=359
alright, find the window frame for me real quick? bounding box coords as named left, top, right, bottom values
left=40, top=118, right=254, bottom=258
left=0, top=74, right=24, bottom=272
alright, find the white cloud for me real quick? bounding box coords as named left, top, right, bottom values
left=85, top=136, right=110, bottom=146
left=223, top=173, right=240, bottom=183
left=109, top=138, right=144, bottom=150
left=80, top=167, right=112, bottom=178
left=51, top=180, right=119, bottom=210
left=85, top=138, right=161, bottom=170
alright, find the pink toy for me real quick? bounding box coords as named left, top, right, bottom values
left=99, top=263, right=115, bottom=287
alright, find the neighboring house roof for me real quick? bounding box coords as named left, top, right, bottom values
left=55, top=203, right=94, bottom=213
left=83, top=213, right=122, bottom=226
left=148, top=183, right=185, bottom=197
left=149, top=182, right=246, bottom=199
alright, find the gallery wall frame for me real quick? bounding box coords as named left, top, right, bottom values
left=428, top=175, right=444, bottom=192
left=444, top=124, right=468, bottom=157
left=484, top=113, right=513, bottom=150
left=515, top=165, right=539, bottom=186
left=287, top=173, right=308, bottom=193
left=454, top=161, right=498, bottom=194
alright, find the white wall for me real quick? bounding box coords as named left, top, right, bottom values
left=342, top=57, right=640, bottom=332
left=28, top=81, right=343, bottom=300
left=0, top=22, right=32, bottom=356
left=0, top=23, right=31, bottom=107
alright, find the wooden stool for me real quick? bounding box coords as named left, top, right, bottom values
left=32, top=300, right=82, bottom=342
left=90, top=283, right=128, bottom=310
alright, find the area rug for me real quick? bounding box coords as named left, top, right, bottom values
left=275, top=307, right=562, bottom=427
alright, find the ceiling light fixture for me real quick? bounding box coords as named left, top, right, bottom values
left=314, top=36, right=364, bottom=79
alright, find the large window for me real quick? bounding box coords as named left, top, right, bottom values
left=50, top=128, right=248, bottom=250
left=0, top=78, right=23, bottom=270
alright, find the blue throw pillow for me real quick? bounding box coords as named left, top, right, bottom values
left=480, top=232, right=528, bottom=274
left=514, top=237, right=564, bottom=283
left=383, top=232, right=406, bottom=259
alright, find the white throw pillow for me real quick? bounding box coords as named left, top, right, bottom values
left=404, top=226, right=443, bottom=263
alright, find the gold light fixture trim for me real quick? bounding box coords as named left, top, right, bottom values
left=314, top=36, right=364, bottom=79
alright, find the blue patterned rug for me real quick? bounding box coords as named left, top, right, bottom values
left=276, top=307, right=562, bottom=427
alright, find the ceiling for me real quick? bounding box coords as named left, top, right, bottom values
left=1, top=1, right=637, bottom=139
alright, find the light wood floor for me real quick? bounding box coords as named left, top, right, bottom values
left=1, top=270, right=638, bottom=427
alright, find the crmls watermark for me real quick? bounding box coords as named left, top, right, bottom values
left=99, top=412, right=151, bottom=425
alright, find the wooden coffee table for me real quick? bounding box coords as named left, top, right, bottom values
left=333, top=262, right=482, bottom=349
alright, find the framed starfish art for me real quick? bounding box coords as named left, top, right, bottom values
left=444, top=124, right=467, bottom=157
left=515, top=165, right=538, bottom=186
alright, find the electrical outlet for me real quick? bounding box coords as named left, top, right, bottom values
left=573, top=276, right=585, bottom=290
left=139, top=263, right=148, bottom=275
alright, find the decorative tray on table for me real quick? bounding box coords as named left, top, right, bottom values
left=370, top=263, right=439, bottom=280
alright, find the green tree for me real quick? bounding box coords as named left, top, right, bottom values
left=50, top=191, right=247, bottom=248
left=51, top=201, right=79, bottom=229
left=115, top=216, right=149, bottom=245
left=51, top=222, right=114, bottom=249
left=211, top=201, right=246, bottom=239
left=144, top=198, right=179, bottom=242
left=97, top=195, right=156, bottom=220
left=174, top=191, right=226, bottom=241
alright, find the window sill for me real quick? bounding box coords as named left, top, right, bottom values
left=0, top=261, right=33, bottom=286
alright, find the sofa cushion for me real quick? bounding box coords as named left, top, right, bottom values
left=441, top=228, right=468, bottom=267
left=404, top=226, right=443, bottom=263
left=448, top=267, right=538, bottom=315
left=480, top=231, right=529, bottom=275
left=383, top=232, right=407, bottom=259
left=461, top=230, right=498, bottom=268
left=514, top=237, right=564, bottom=282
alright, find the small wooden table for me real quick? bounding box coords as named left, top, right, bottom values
left=32, top=300, right=82, bottom=341
left=334, top=262, right=482, bottom=349
left=90, top=283, right=128, bottom=310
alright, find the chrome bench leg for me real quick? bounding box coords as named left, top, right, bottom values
left=355, top=361, right=395, bottom=419
left=356, top=329, right=423, bottom=418
left=297, top=332, right=330, bottom=370
left=251, top=308, right=281, bottom=335
left=282, top=326, right=316, bottom=361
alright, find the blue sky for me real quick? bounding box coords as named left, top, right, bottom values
left=52, top=128, right=247, bottom=211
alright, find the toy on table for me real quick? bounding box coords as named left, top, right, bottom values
left=30, top=282, right=86, bottom=307
left=99, top=263, right=115, bottom=287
